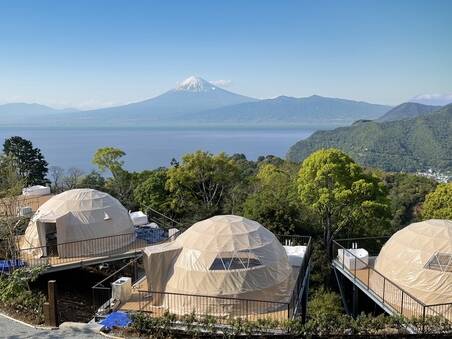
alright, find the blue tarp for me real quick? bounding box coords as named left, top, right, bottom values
left=100, top=311, right=132, bottom=330
left=0, top=259, right=25, bottom=272
left=135, top=227, right=167, bottom=244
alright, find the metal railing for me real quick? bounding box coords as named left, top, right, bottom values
left=146, top=207, right=185, bottom=229
left=8, top=227, right=183, bottom=269
left=280, top=235, right=312, bottom=319
left=332, top=238, right=452, bottom=327
left=135, top=235, right=312, bottom=322
left=92, top=254, right=144, bottom=315
left=138, top=290, right=289, bottom=323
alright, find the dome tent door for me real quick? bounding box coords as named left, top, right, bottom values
left=44, top=222, right=58, bottom=257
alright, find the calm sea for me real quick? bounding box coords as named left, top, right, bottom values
left=0, top=127, right=314, bottom=172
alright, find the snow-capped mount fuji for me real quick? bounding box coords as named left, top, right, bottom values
left=52, top=76, right=257, bottom=125
left=175, top=76, right=219, bottom=92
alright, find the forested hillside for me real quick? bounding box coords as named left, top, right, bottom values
left=287, top=104, right=452, bottom=172
left=377, top=102, right=439, bottom=122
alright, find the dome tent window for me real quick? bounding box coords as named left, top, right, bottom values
left=425, top=252, right=452, bottom=273
left=209, top=250, right=263, bottom=270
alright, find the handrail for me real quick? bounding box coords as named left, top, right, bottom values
left=334, top=239, right=428, bottom=308
left=138, top=289, right=290, bottom=305
left=333, top=238, right=452, bottom=325
left=146, top=206, right=185, bottom=227
left=335, top=235, right=390, bottom=242
left=92, top=254, right=143, bottom=289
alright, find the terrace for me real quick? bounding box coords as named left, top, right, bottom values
left=1, top=208, right=181, bottom=274
left=332, top=237, right=452, bottom=328
left=92, top=235, right=312, bottom=324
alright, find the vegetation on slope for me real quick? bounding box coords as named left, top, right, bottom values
left=377, top=102, right=440, bottom=122
left=287, top=104, right=452, bottom=172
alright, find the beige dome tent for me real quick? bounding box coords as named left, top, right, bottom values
left=143, top=215, right=294, bottom=315
left=373, top=219, right=452, bottom=306
left=19, top=189, right=134, bottom=258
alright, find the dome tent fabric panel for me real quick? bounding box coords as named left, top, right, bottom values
left=19, top=189, right=135, bottom=258
left=143, top=215, right=294, bottom=315
left=373, top=219, right=452, bottom=305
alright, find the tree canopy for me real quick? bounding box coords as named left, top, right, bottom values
left=422, top=183, right=452, bottom=219
left=243, top=163, right=306, bottom=235
left=133, top=168, right=171, bottom=214
left=92, top=147, right=126, bottom=176
left=297, top=148, right=391, bottom=256
left=166, top=151, right=241, bottom=221
left=3, top=136, right=48, bottom=186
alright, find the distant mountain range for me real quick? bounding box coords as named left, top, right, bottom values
left=377, top=102, right=440, bottom=122
left=0, top=103, right=77, bottom=124
left=287, top=104, right=452, bottom=172
left=0, top=76, right=392, bottom=127
left=182, top=94, right=391, bottom=125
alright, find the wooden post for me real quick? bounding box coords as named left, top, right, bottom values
left=47, top=280, right=59, bottom=327
left=352, top=284, right=359, bottom=318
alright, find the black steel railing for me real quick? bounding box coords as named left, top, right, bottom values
left=92, top=254, right=144, bottom=315
left=9, top=227, right=183, bottom=269
left=138, top=290, right=289, bottom=323
left=278, top=235, right=312, bottom=319
left=332, top=238, right=452, bottom=327
left=146, top=207, right=185, bottom=229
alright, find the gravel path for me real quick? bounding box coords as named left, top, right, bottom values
left=1, top=314, right=106, bottom=339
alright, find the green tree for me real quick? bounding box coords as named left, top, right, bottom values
left=92, top=147, right=126, bottom=176
left=166, top=151, right=241, bottom=221
left=3, top=136, right=48, bottom=186
left=133, top=169, right=172, bottom=214
left=0, top=155, right=25, bottom=260
left=243, top=163, right=305, bottom=235
left=422, top=183, right=452, bottom=219
left=297, top=148, right=390, bottom=257
left=381, top=172, right=437, bottom=229
left=92, top=147, right=134, bottom=208
left=77, top=170, right=106, bottom=191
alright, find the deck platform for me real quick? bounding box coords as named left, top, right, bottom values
left=333, top=259, right=451, bottom=322
left=119, top=269, right=300, bottom=322
left=18, top=238, right=149, bottom=273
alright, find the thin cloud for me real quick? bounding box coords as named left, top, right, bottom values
left=211, top=79, right=232, bottom=87
left=411, top=93, right=452, bottom=106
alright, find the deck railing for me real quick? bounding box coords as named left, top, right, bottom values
left=92, top=254, right=144, bottom=314
left=6, top=227, right=182, bottom=269
left=332, top=238, right=452, bottom=327
left=138, top=290, right=289, bottom=323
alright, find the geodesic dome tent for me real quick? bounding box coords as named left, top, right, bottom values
left=373, top=219, right=452, bottom=305
left=19, top=189, right=135, bottom=258
left=143, top=215, right=294, bottom=315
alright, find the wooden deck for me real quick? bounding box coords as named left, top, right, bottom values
left=119, top=270, right=299, bottom=322
left=18, top=238, right=149, bottom=272
left=338, top=262, right=451, bottom=321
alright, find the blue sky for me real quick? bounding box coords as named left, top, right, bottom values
left=0, top=0, right=451, bottom=109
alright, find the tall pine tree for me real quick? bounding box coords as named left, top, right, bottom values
left=3, top=136, right=49, bottom=186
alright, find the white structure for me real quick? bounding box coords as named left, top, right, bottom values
left=129, top=211, right=149, bottom=226
left=22, top=185, right=51, bottom=197
left=19, top=189, right=135, bottom=258
left=112, top=277, right=132, bottom=304
left=374, top=219, right=452, bottom=305
left=143, top=215, right=294, bottom=315
left=338, top=248, right=369, bottom=270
